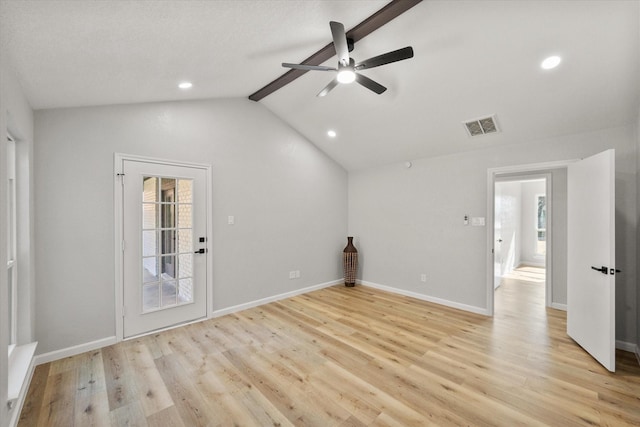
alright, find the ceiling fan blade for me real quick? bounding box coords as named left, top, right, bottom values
left=282, top=63, right=336, bottom=72
left=355, top=73, right=387, bottom=95
left=317, top=78, right=339, bottom=97
left=355, top=46, right=414, bottom=71
left=329, top=21, right=350, bottom=66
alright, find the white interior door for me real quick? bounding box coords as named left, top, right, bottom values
left=567, top=149, right=615, bottom=372
left=123, top=159, right=208, bottom=338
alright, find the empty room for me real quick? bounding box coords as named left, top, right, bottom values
left=1, top=1, right=640, bottom=426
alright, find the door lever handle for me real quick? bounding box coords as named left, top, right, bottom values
left=591, top=266, right=608, bottom=274
left=194, top=248, right=208, bottom=254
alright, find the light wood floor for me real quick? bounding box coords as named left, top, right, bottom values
left=19, top=277, right=640, bottom=426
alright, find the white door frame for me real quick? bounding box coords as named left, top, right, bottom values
left=486, top=159, right=577, bottom=316
left=114, top=153, right=213, bottom=341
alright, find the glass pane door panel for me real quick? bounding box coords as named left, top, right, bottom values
left=160, top=255, right=176, bottom=280
left=178, top=204, right=192, bottom=228
left=178, top=229, right=192, bottom=253
left=161, top=178, right=176, bottom=202
left=142, top=204, right=157, bottom=229
left=160, top=230, right=176, bottom=255
left=179, top=279, right=193, bottom=303
left=143, top=177, right=158, bottom=202
left=143, top=257, right=158, bottom=282
left=160, top=204, right=175, bottom=228
left=142, top=231, right=157, bottom=256
left=178, top=254, right=192, bottom=279
left=162, top=281, right=177, bottom=307
left=178, top=180, right=192, bottom=203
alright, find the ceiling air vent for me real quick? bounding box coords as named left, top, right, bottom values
left=463, top=115, right=499, bottom=137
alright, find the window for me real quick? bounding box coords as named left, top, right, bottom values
left=5, top=133, right=37, bottom=410
left=6, top=135, right=17, bottom=354
left=536, top=194, right=546, bottom=255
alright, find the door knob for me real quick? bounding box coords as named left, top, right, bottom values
left=497, top=239, right=503, bottom=243
left=591, top=266, right=607, bottom=274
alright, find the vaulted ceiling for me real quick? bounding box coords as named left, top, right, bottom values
left=2, top=0, right=638, bottom=170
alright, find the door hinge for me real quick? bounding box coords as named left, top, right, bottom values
left=122, top=306, right=126, bottom=317
left=117, top=172, right=125, bottom=185
left=121, top=240, right=126, bottom=251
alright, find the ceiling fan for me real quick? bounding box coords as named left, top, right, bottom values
left=282, top=21, right=414, bottom=97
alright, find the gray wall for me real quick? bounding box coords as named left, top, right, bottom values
left=34, top=98, right=348, bottom=354
left=550, top=168, right=568, bottom=306
left=349, top=125, right=637, bottom=344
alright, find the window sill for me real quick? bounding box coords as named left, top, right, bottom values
left=8, top=342, right=37, bottom=403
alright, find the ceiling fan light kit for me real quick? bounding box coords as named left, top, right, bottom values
left=282, top=21, right=414, bottom=97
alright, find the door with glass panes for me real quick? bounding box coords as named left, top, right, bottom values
left=122, top=160, right=208, bottom=338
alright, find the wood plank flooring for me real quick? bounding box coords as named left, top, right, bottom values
left=19, top=277, right=640, bottom=426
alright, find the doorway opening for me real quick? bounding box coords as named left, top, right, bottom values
left=487, top=152, right=616, bottom=372
left=485, top=159, right=573, bottom=317
left=494, top=176, right=548, bottom=311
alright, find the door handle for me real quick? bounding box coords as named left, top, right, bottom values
left=497, top=239, right=503, bottom=243
left=591, top=266, right=621, bottom=275
left=194, top=248, right=208, bottom=254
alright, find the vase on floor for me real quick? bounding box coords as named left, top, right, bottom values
left=343, top=236, right=358, bottom=287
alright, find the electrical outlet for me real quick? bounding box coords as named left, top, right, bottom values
left=289, top=271, right=295, bottom=279
left=420, top=274, right=427, bottom=282
left=228, top=215, right=235, bottom=225
left=295, top=270, right=300, bottom=278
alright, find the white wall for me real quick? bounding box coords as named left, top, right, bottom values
left=349, top=125, right=637, bottom=344
left=520, top=180, right=546, bottom=266
left=0, top=61, right=35, bottom=427
left=34, top=98, right=348, bottom=354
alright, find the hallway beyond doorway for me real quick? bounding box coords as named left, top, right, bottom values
left=495, top=265, right=546, bottom=317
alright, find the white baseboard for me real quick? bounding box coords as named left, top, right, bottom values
left=211, top=279, right=342, bottom=318
left=358, top=280, right=490, bottom=316
left=34, top=336, right=117, bottom=366
left=33, top=279, right=343, bottom=366
left=615, top=340, right=637, bottom=353
left=550, top=302, right=567, bottom=311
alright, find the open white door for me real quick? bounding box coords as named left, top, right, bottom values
left=567, top=149, right=615, bottom=372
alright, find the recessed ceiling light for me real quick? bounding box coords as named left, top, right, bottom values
left=541, top=56, right=561, bottom=70
left=327, top=130, right=337, bottom=138
left=178, top=81, right=193, bottom=89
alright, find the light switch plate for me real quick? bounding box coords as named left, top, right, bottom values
left=471, top=217, right=485, bottom=226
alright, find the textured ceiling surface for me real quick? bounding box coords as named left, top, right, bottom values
left=0, top=0, right=386, bottom=108
left=2, top=1, right=639, bottom=171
